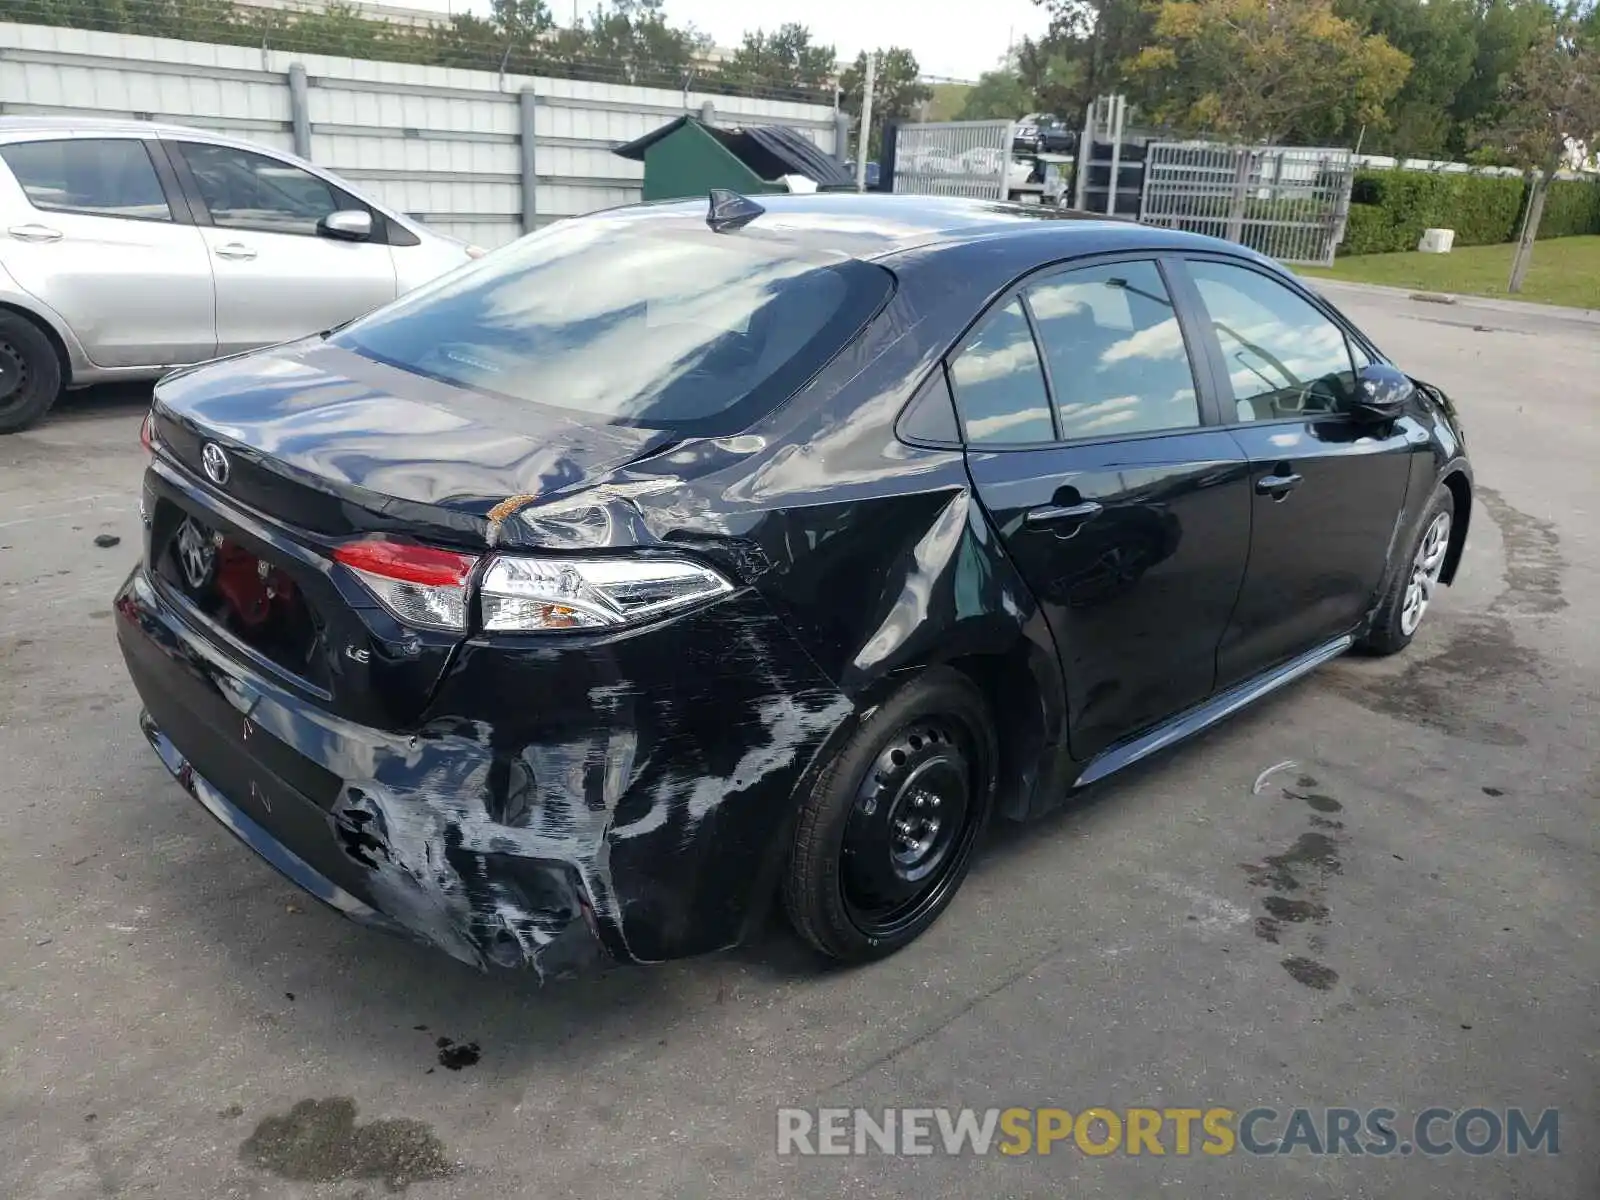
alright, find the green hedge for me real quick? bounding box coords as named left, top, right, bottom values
left=1341, top=203, right=1393, bottom=256
left=1340, top=170, right=1527, bottom=255
left=1538, top=178, right=1600, bottom=240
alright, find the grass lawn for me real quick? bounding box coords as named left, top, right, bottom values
left=1296, top=235, right=1600, bottom=309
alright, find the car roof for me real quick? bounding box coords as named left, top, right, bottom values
left=0, top=115, right=231, bottom=139
left=587, top=192, right=1264, bottom=265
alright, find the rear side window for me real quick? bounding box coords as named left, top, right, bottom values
left=948, top=298, right=1054, bottom=445
left=332, top=219, right=893, bottom=435
left=1025, top=261, right=1200, bottom=439
left=0, top=139, right=172, bottom=221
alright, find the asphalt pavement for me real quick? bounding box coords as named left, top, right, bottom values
left=0, top=284, right=1594, bottom=1199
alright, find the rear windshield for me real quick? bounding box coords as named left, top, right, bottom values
left=331, top=218, right=893, bottom=435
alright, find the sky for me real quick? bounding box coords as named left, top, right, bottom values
left=415, top=0, right=1053, bottom=82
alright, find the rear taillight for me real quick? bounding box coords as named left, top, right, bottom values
left=333, top=539, right=734, bottom=635
left=334, top=539, right=479, bottom=631
left=479, top=555, right=732, bottom=632
left=139, top=410, right=158, bottom=456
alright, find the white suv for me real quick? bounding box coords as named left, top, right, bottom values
left=0, top=117, right=480, bottom=432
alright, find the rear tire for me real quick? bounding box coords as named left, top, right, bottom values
left=1358, top=484, right=1455, bottom=656
left=783, top=669, right=996, bottom=963
left=0, top=312, right=62, bottom=434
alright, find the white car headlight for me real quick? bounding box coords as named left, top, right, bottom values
left=480, top=555, right=734, bottom=632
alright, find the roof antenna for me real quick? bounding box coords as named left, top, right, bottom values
left=707, top=189, right=765, bottom=233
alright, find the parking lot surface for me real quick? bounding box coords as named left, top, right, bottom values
left=2, top=285, right=1595, bottom=1199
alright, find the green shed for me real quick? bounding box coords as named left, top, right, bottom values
left=615, top=115, right=852, bottom=202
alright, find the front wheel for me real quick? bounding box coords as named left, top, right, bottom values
left=783, top=669, right=996, bottom=963
left=1358, top=485, right=1455, bottom=656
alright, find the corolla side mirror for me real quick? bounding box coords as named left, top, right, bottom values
left=317, top=209, right=373, bottom=241
left=1348, top=362, right=1415, bottom=422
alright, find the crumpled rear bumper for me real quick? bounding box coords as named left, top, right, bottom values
left=114, top=563, right=852, bottom=974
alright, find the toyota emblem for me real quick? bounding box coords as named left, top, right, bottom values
left=201, top=442, right=231, bottom=486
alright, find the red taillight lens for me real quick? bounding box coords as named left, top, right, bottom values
left=333, top=539, right=479, bottom=631
left=334, top=540, right=477, bottom=587
left=140, top=410, right=157, bottom=455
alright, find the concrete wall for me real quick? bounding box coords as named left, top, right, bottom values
left=0, top=22, right=839, bottom=248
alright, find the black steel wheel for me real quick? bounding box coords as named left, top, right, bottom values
left=783, top=669, right=996, bottom=962
left=0, top=312, right=62, bottom=435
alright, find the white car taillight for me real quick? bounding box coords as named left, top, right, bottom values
left=480, top=555, right=733, bottom=632
left=334, top=539, right=479, bottom=631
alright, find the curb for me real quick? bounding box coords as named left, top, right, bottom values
left=1302, top=277, right=1600, bottom=327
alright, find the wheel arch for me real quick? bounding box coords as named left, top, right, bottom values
left=1439, top=467, right=1471, bottom=586
left=939, top=646, right=1055, bottom=822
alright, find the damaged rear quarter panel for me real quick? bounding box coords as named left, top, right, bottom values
left=415, top=590, right=850, bottom=964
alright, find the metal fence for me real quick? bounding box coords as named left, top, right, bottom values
left=1139, top=142, right=1355, bottom=266
left=0, top=21, right=839, bottom=249
left=892, top=119, right=1016, bottom=200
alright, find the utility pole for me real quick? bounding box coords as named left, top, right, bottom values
left=856, top=52, right=876, bottom=193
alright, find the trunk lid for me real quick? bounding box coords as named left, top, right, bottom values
left=151, top=339, right=678, bottom=545
left=146, top=340, right=680, bottom=729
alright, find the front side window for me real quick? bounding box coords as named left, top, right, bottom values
left=1025, top=260, right=1200, bottom=439
left=948, top=298, right=1054, bottom=446
left=0, top=139, right=172, bottom=221
left=331, top=218, right=894, bottom=435
left=178, top=143, right=344, bottom=235
left=1188, top=261, right=1359, bottom=422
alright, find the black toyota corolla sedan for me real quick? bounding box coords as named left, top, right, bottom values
left=115, top=193, right=1472, bottom=975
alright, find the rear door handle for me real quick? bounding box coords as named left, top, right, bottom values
left=214, top=242, right=257, bottom=260
left=1255, top=472, right=1303, bottom=499
left=1024, top=500, right=1104, bottom=530
left=8, top=224, right=62, bottom=243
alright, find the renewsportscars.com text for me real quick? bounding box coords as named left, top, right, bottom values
left=776, top=1106, right=1560, bottom=1158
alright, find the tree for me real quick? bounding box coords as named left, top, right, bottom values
left=1129, top=0, right=1412, bottom=143
left=275, top=2, right=388, bottom=57
left=1450, top=0, right=1554, bottom=151
left=425, top=13, right=514, bottom=70
left=551, top=0, right=703, bottom=88
left=1029, top=0, right=1151, bottom=121
left=417, top=0, right=553, bottom=71
left=1476, top=4, right=1600, bottom=291
left=1336, top=0, right=1481, bottom=156
left=1014, top=36, right=1085, bottom=120
left=840, top=47, right=931, bottom=157
left=720, top=23, right=836, bottom=92
left=490, top=0, right=554, bottom=44
left=924, top=82, right=974, bottom=121
left=956, top=66, right=1031, bottom=120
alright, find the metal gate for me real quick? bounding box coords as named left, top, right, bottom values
left=1139, top=143, right=1355, bottom=265
left=892, top=120, right=1016, bottom=199
left=1074, top=94, right=1145, bottom=217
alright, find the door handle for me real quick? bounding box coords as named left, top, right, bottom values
left=214, top=242, right=257, bottom=260
left=1255, top=472, right=1303, bottom=499
left=8, top=224, right=62, bottom=243
left=1024, top=500, right=1104, bottom=530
